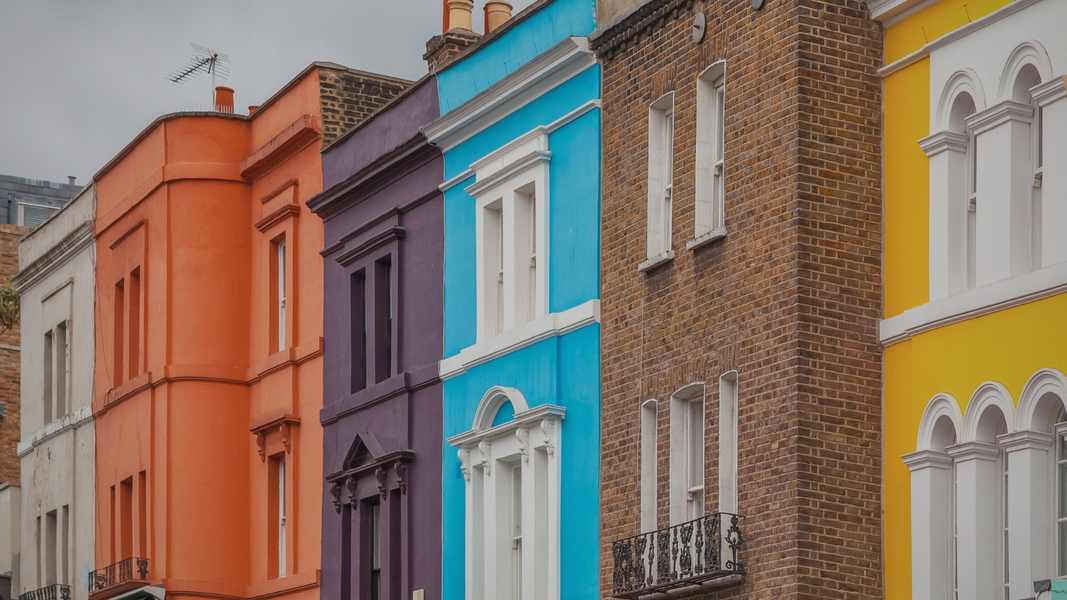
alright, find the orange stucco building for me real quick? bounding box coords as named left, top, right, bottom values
left=89, top=65, right=407, bottom=600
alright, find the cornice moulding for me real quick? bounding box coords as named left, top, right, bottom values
left=439, top=299, right=600, bottom=380
left=422, top=36, right=595, bottom=152
left=1033, top=76, right=1067, bottom=107
left=918, top=130, right=969, bottom=157
left=17, top=406, right=95, bottom=457
left=966, top=100, right=1033, bottom=135
left=946, top=441, right=1001, bottom=461
left=902, top=449, right=953, bottom=470
left=447, top=403, right=566, bottom=448
left=12, top=221, right=94, bottom=292
left=998, top=429, right=1054, bottom=452
left=465, top=150, right=551, bottom=197
left=880, top=260, right=1067, bottom=345
left=878, top=0, right=1043, bottom=77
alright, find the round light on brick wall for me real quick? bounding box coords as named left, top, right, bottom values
left=752, top=0, right=766, bottom=9
left=692, top=11, right=706, bottom=43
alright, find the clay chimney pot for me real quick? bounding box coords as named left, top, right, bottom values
left=215, top=86, right=235, bottom=114
left=485, top=1, right=513, bottom=32
left=448, top=0, right=474, bottom=31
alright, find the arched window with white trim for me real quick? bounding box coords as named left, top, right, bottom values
left=448, top=387, right=564, bottom=600
left=905, top=394, right=962, bottom=600
left=951, top=382, right=1014, bottom=600
left=921, top=71, right=983, bottom=299
left=669, top=383, right=705, bottom=525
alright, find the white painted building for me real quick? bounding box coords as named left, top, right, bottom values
left=13, top=184, right=96, bottom=600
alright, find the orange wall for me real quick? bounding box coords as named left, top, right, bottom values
left=93, top=68, right=325, bottom=600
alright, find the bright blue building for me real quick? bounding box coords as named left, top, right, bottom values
left=423, top=1, right=600, bottom=599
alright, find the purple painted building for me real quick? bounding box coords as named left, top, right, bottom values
left=308, top=75, right=443, bottom=600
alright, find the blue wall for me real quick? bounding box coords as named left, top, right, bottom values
left=437, top=0, right=601, bottom=598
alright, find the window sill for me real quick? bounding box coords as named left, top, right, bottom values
left=638, top=251, right=675, bottom=272
left=686, top=227, right=726, bottom=251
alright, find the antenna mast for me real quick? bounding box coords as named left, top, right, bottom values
left=168, top=43, right=230, bottom=107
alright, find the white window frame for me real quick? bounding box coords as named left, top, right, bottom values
left=718, top=371, right=738, bottom=516
left=669, top=383, right=705, bottom=526
left=643, top=93, right=675, bottom=269
left=640, top=399, right=658, bottom=533
left=468, top=131, right=550, bottom=342
left=449, top=387, right=564, bottom=600
left=17, top=201, right=57, bottom=228
left=692, top=61, right=727, bottom=249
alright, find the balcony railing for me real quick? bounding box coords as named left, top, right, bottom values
left=611, top=513, right=745, bottom=599
left=88, top=557, right=149, bottom=595
left=20, top=585, right=71, bottom=600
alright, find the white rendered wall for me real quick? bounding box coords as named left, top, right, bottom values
left=15, top=186, right=96, bottom=600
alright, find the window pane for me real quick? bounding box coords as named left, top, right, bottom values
left=1059, top=460, right=1067, bottom=518
left=1059, top=521, right=1067, bottom=576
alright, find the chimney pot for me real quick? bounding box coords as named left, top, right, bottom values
left=447, top=0, right=474, bottom=31
left=215, top=86, right=235, bottom=114
left=248, top=105, right=260, bottom=115
left=67, top=176, right=76, bottom=185
left=485, top=1, right=513, bottom=33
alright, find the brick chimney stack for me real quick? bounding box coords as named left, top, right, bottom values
left=424, top=0, right=481, bottom=72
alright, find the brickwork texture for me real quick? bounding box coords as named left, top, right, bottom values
left=318, top=67, right=410, bottom=146
left=0, top=225, right=29, bottom=486
left=595, top=0, right=883, bottom=597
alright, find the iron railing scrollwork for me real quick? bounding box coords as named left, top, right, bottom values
left=88, top=557, right=150, bottom=595
left=19, top=585, right=71, bottom=600
left=611, top=513, right=744, bottom=599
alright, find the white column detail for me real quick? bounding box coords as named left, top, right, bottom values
left=903, top=450, right=954, bottom=600
left=1033, top=77, right=1067, bottom=267
left=920, top=131, right=970, bottom=300
left=947, top=441, right=1001, bottom=600
left=999, top=430, right=1054, bottom=600
left=967, top=101, right=1035, bottom=286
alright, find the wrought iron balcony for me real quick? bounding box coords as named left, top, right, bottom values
left=88, top=557, right=149, bottom=595
left=612, top=513, right=745, bottom=599
left=20, top=584, right=71, bottom=600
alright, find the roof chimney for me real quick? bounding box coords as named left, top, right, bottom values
left=425, top=0, right=481, bottom=71
left=248, top=105, right=260, bottom=115
left=215, top=86, right=235, bottom=114
left=485, top=1, right=512, bottom=33
left=67, top=176, right=76, bottom=185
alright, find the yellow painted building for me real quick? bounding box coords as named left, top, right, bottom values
left=873, top=0, right=1067, bottom=597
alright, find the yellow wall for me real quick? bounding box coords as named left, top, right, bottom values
left=881, top=1, right=1040, bottom=597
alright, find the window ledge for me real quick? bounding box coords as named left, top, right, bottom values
left=881, top=260, right=1067, bottom=345
left=686, top=227, right=727, bottom=251
left=639, top=250, right=675, bottom=272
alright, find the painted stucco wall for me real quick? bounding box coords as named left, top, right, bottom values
left=15, top=185, right=96, bottom=600
left=436, top=1, right=601, bottom=598
left=315, top=77, right=445, bottom=600
left=880, top=0, right=1067, bottom=597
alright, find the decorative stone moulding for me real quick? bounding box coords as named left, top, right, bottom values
left=250, top=414, right=301, bottom=462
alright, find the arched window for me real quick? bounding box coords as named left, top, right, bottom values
left=921, top=71, right=983, bottom=299
left=449, top=387, right=565, bottom=600
left=952, top=383, right=1013, bottom=600
left=669, top=383, right=705, bottom=525
left=905, top=394, right=962, bottom=600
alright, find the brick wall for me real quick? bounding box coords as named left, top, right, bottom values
left=0, top=225, right=29, bottom=486
left=593, top=0, right=883, bottom=597
left=318, top=67, right=410, bottom=146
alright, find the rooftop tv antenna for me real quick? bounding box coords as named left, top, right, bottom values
left=168, top=43, right=230, bottom=106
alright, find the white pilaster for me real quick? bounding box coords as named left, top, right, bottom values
left=903, top=449, right=955, bottom=600
left=920, top=131, right=971, bottom=300
left=1034, top=77, right=1067, bottom=267
left=999, top=430, right=1054, bottom=600
left=968, top=101, right=1035, bottom=286
left=948, top=441, right=1002, bottom=600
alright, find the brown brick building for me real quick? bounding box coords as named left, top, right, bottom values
left=591, top=0, right=884, bottom=598
left=0, top=224, right=28, bottom=486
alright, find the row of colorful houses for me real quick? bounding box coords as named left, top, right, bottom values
left=8, top=0, right=1067, bottom=599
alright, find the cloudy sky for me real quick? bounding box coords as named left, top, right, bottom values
left=0, top=0, right=536, bottom=185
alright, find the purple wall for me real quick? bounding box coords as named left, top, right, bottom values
left=310, top=76, right=443, bottom=600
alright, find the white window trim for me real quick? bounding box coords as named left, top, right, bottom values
left=468, top=131, right=550, bottom=342
left=640, top=399, right=658, bottom=533
left=718, top=371, right=738, bottom=516
left=692, top=61, right=727, bottom=250
left=644, top=92, right=675, bottom=268
left=668, top=383, right=704, bottom=526
left=449, top=387, right=564, bottom=600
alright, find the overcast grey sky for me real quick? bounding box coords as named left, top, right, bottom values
left=0, top=0, right=536, bottom=184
